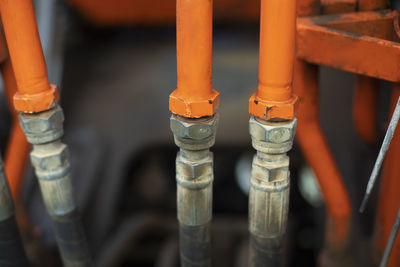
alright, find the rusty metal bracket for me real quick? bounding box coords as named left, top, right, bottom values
left=297, top=9, right=400, bottom=82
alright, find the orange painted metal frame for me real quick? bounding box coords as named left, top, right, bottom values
left=169, top=0, right=220, bottom=118
left=0, top=0, right=58, bottom=113
left=68, top=0, right=260, bottom=26
left=249, top=0, right=298, bottom=121
left=295, top=0, right=352, bottom=257
left=297, top=10, right=400, bottom=82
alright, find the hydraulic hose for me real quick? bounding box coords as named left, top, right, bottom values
left=179, top=224, right=212, bottom=267
left=0, top=156, right=29, bottom=267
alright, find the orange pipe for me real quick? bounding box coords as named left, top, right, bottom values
left=249, top=0, right=298, bottom=121
left=294, top=60, right=351, bottom=253
left=375, top=84, right=400, bottom=267
left=0, top=0, right=57, bottom=113
left=169, top=0, right=220, bottom=118
left=257, top=0, right=296, bottom=102
left=353, top=77, right=379, bottom=144
left=176, top=0, right=212, bottom=101
left=1, top=58, right=30, bottom=199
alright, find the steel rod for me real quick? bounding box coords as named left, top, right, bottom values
left=380, top=205, right=400, bottom=267
left=360, top=96, right=400, bottom=213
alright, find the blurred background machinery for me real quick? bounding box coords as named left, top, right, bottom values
left=0, top=0, right=400, bottom=266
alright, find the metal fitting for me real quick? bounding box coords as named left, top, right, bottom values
left=176, top=151, right=213, bottom=226
left=249, top=116, right=297, bottom=154
left=30, top=141, right=75, bottom=216
left=30, top=142, right=70, bottom=179
left=248, top=117, right=296, bottom=240
left=18, top=105, right=64, bottom=144
left=170, top=114, right=219, bottom=150
left=0, top=157, right=13, bottom=222
left=249, top=154, right=290, bottom=238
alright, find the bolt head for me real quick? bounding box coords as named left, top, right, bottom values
left=19, top=106, right=64, bottom=135
left=249, top=117, right=297, bottom=144
left=176, top=154, right=213, bottom=179
left=170, top=115, right=218, bottom=141
left=30, top=144, right=69, bottom=171
left=251, top=155, right=289, bottom=182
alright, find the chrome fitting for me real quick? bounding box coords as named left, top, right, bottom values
left=249, top=116, right=297, bottom=154
left=171, top=114, right=218, bottom=227
left=248, top=117, right=296, bottom=239
left=18, top=105, right=64, bottom=144
left=170, top=114, right=219, bottom=150
left=0, top=157, right=14, bottom=222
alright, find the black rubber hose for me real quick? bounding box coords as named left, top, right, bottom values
left=249, top=234, right=283, bottom=267
left=0, top=215, right=29, bottom=267
left=179, top=224, right=211, bottom=267
left=51, top=210, right=93, bottom=267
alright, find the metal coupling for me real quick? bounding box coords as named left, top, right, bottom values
left=248, top=117, right=297, bottom=238
left=170, top=114, right=219, bottom=226
left=18, top=105, right=75, bottom=216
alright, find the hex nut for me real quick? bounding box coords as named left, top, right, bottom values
left=171, top=114, right=219, bottom=150
left=30, top=143, right=69, bottom=172
left=251, top=155, right=289, bottom=183
left=176, top=153, right=213, bottom=179
left=19, top=105, right=64, bottom=144
left=249, top=117, right=297, bottom=144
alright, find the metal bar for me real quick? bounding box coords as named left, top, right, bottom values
left=380, top=206, right=400, bottom=267
left=360, top=96, right=400, bottom=213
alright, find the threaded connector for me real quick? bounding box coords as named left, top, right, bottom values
left=248, top=117, right=296, bottom=240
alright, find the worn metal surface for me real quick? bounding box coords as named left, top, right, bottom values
left=297, top=10, right=400, bottom=82
left=171, top=114, right=218, bottom=266
left=19, top=105, right=93, bottom=267
left=248, top=117, right=296, bottom=267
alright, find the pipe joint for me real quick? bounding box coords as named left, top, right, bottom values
left=249, top=116, right=297, bottom=154
left=18, top=104, right=64, bottom=144
left=170, top=114, right=219, bottom=151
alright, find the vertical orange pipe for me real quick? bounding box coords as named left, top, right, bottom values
left=0, top=0, right=57, bottom=113
left=2, top=58, right=30, bottom=199
left=0, top=0, right=49, bottom=95
left=294, top=0, right=351, bottom=256
left=176, top=0, right=212, bottom=101
left=257, top=0, right=296, bottom=102
left=294, top=60, right=351, bottom=253
left=353, top=77, right=379, bottom=144
left=169, top=0, right=219, bottom=118
left=375, top=84, right=400, bottom=267
left=352, top=0, right=387, bottom=144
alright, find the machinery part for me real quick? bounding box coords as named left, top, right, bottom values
left=375, top=84, right=400, bottom=267
left=67, top=0, right=260, bottom=26
left=19, top=105, right=93, bottom=267
left=0, top=0, right=58, bottom=113
left=248, top=0, right=298, bottom=121
left=1, top=57, right=31, bottom=199
left=297, top=10, right=400, bottom=82
left=169, top=0, right=220, bottom=118
left=170, top=114, right=219, bottom=267
left=294, top=60, right=351, bottom=253
left=248, top=117, right=296, bottom=267
left=380, top=205, right=400, bottom=267
left=359, top=96, right=400, bottom=213
left=353, top=76, right=379, bottom=144
left=0, top=156, right=29, bottom=267
left=248, top=0, right=297, bottom=265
